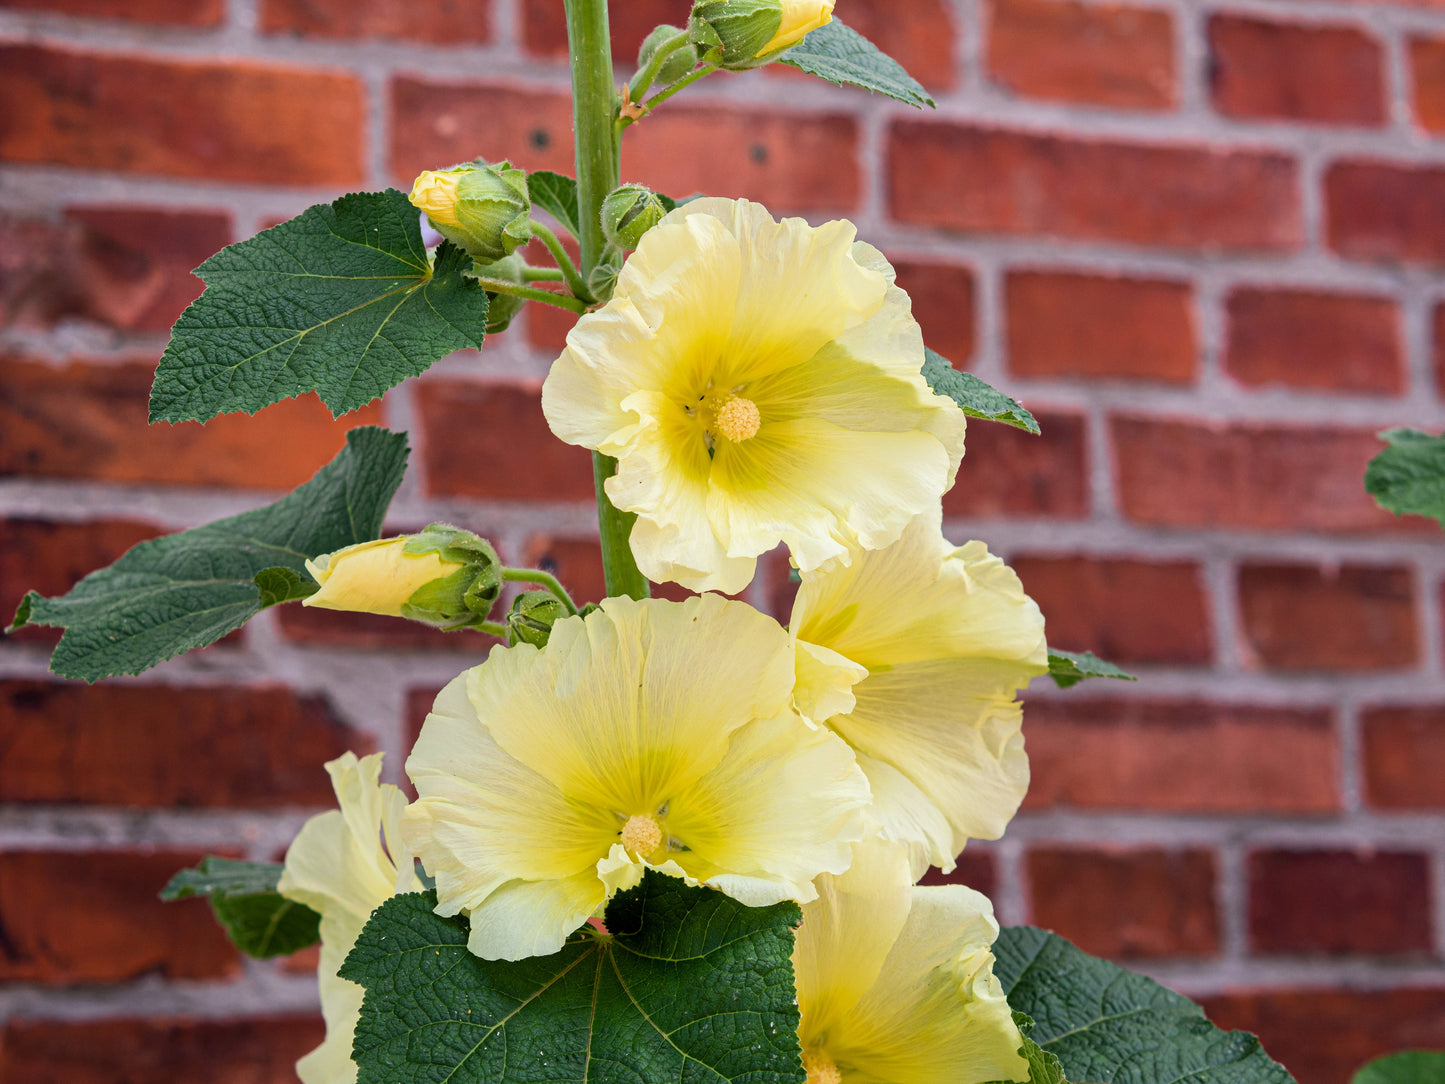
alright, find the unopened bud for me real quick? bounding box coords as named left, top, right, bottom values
left=638, top=25, right=699, bottom=86
left=505, top=590, right=570, bottom=648
left=409, top=161, right=532, bottom=265
left=689, top=0, right=832, bottom=69
left=601, top=184, right=667, bottom=250
left=588, top=248, right=625, bottom=303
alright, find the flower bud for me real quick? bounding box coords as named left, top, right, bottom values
left=600, top=184, right=667, bottom=250
left=505, top=590, right=570, bottom=648
left=588, top=247, right=625, bottom=303
left=689, top=0, right=832, bottom=69
left=638, top=24, right=699, bottom=86
left=304, top=524, right=502, bottom=630
left=409, top=161, right=532, bottom=265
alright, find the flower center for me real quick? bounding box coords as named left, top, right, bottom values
left=620, top=814, right=663, bottom=857
left=713, top=395, right=761, bottom=443
left=803, top=1050, right=842, bottom=1084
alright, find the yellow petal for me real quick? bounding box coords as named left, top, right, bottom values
left=793, top=639, right=866, bottom=725
left=760, top=0, right=835, bottom=54
left=303, top=538, right=464, bottom=618
left=465, top=870, right=608, bottom=961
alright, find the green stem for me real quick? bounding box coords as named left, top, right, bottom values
left=500, top=567, right=580, bottom=615
left=478, top=620, right=508, bottom=638
left=627, top=29, right=694, bottom=104
left=619, top=63, right=720, bottom=134
left=530, top=219, right=593, bottom=304
left=566, top=0, right=650, bottom=601
left=522, top=266, right=565, bottom=283
left=471, top=276, right=588, bottom=313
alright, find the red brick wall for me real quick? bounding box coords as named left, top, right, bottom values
left=3, top=1, right=1445, bottom=1081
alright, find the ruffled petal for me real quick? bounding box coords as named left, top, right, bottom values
left=465, top=870, right=608, bottom=961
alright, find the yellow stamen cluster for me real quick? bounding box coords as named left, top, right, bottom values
left=620, top=814, right=664, bottom=857
left=803, top=1050, right=842, bottom=1084
left=713, top=394, right=761, bottom=443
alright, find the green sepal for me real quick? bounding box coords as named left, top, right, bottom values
left=397, top=523, right=503, bottom=630
left=433, top=160, right=533, bottom=265
left=923, top=349, right=1039, bottom=434
left=1364, top=428, right=1445, bottom=529
left=780, top=17, right=934, bottom=108
left=527, top=170, right=582, bottom=238
left=1047, top=648, right=1138, bottom=689
left=689, top=0, right=785, bottom=69
left=505, top=589, right=569, bottom=647
left=160, top=857, right=321, bottom=960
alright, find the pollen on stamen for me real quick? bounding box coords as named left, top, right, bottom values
left=803, top=1050, right=842, bottom=1084
left=714, top=395, right=761, bottom=443
left=620, top=814, right=663, bottom=856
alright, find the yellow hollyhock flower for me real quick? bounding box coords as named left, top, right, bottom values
left=278, top=752, right=423, bottom=1084
left=795, top=839, right=1029, bottom=1084
left=763, top=0, right=835, bottom=54
left=540, top=198, right=967, bottom=595
left=403, top=593, right=871, bottom=961
left=305, top=537, right=465, bottom=618
left=791, top=509, right=1047, bottom=875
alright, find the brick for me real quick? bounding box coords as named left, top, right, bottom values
left=891, top=257, right=976, bottom=364
left=275, top=603, right=499, bottom=651
left=1435, top=303, right=1445, bottom=394
left=0, top=680, right=364, bottom=807
left=0, top=356, right=382, bottom=490
left=261, top=0, right=490, bottom=43
left=391, top=80, right=575, bottom=180
left=521, top=0, right=669, bottom=60
left=919, top=849, right=997, bottom=897
left=1411, top=36, right=1445, bottom=132
left=1, top=207, right=230, bottom=333
left=1111, top=417, right=1414, bottom=534
left=1225, top=288, right=1403, bottom=394
left=889, top=123, right=1302, bottom=253
left=944, top=408, right=1089, bottom=519
left=986, top=0, right=1175, bottom=110
left=1208, top=15, right=1385, bottom=125
left=1327, top=159, right=1445, bottom=265
left=1204, top=988, right=1445, bottom=1084
left=1028, top=847, right=1219, bottom=958
left=1362, top=705, right=1445, bottom=809
left=1248, top=849, right=1434, bottom=956
left=0, top=850, right=239, bottom=983
left=0, top=1016, right=325, bottom=1084
left=417, top=380, right=593, bottom=501
left=1240, top=563, right=1417, bottom=672
left=1005, top=271, right=1196, bottom=383
left=0, top=0, right=222, bottom=24
left=0, top=45, right=364, bottom=185
left=1011, top=555, right=1211, bottom=665
left=406, top=685, right=446, bottom=750
left=1023, top=699, right=1339, bottom=813
left=523, top=534, right=607, bottom=606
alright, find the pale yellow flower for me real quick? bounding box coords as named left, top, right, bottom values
left=541, top=198, right=967, bottom=594
left=409, top=170, right=463, bottom=229
left=403, top=594, right=871, bottom=961
left=278, top=752, right=423, bottom=1084
left=305, top=537, right=465, bottom=618
left=791, top=509, right=1047, bottom=875
left=795, top=839, right=1029, bottom=1084
left=762, top=0, right=834, bottom=55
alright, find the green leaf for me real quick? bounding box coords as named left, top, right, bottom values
left=160, top=857, right=285, bottom=900
left=527, top=170, right=581, bottom=239
left=987, top=1013, right=1066, bottom=1084
left=11, top=427, right=408, bottom=682
left=342, top=871, right=806, bottom=1084
left=994, top=927, right=1296, bottom=1083
left=210, top=893, right=322, bottom=959
left=780, top=18, right=934, bottom=109
left=1353, top=1051, right=1445, bottom=1084
left=1365, top=428, right=1445, bottom=529
left=150, top=190, right=489, bottom=423
left=254, top=566, right=317, bottom=607
left=922, top=349, right=1040, bottom=434
left=1047, top=649, right=1139, bottom=689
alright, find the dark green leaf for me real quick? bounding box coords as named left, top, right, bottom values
left=161, top=857, right=285, bottom=900
left=922, top=349, right=1040, bottom=434
left=342, top=871, right=805, bottom=1084
left=211, top=893, right=322, bottom=959
left=780, top=18, right=933, bottom=109
left=994, top=927, right=1296, bottom=1083
left=1353, top=1051, right=1445, bottom=1084
left=150, top=190, right=489, bottom=422
left=12, top=427, right=408, bottom=681
left=527, top=171, right=581, bottom=239
left=255, top=566, right=317, bottom=607
left=986, top=1013, right=1066, bottom=1084
left=1365, top=428, right=1445, bottom=529
left=1047, top=649, right=1138, bottom=689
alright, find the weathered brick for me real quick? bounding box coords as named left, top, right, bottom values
left=944, top=409, right=1089, bottom=519
left=0, top=1016, right=325, bottom=1084
left=1248, top=849, right=1434, bottom=955
left=1023, top=699, right=1340, bottom=813
left=0, top=680, right=364, bottom=807
left=1208, top=15, right=1385, bottom=125
left=1410, top=36, right=1445, bottom=132
left=261, top=0, right=489, bottom=43
left=1204, top=988, right=1445, bottom=1084
left=986, top=0, right=1175, bottom=110
left=0, top=0, right=222, bottom=24
left=0, top=357, right=382, bottom=490
left=1327, top=159, right=1445, bottom=265
left=1435, top=303, right=1445, bottom=395
left=1011, top=555, right=1211, bottom=665
left=1239, top=563, right=1418, bottom=672
left=0, top=44, right=364, bottom=184
left=523, top=534, right=607, bottom=606
left=1005, top=270, right=1196, bottom=383
left=0, top=207, right=230, bottom=333
left=520, top=0, right=667, bottom=60
left=0, top=850, right=239, bottom=983
left=1362, top=704, right=1445, bottom=809
left=1111, top=417, right=1413, bottom=533
left=1027, top=847, right=1220, bottom=958
left=275, top=605, right=499, bottom=651
left=888, top=123, right=1302, bottom=253
left=891, top=257, right=976, bottom=365
left=416, top=379, right=594, bottom=501
left=1224, top=288, right=1403, bottom=394
left=919, top=849, right=997, bottom=897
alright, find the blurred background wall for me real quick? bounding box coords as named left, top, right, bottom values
left=2, top=0, right=1445, bottom=1080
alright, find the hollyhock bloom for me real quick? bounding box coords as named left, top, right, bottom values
left=794, top=839, right=1028, bottom=1084
left=403, top=594, right=870, bottom=961
left=278, top=752, right=423, bottom=1084
left=541, top=198, right=966, bottom=594
left=791, top=509, right=1047, bottom=875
